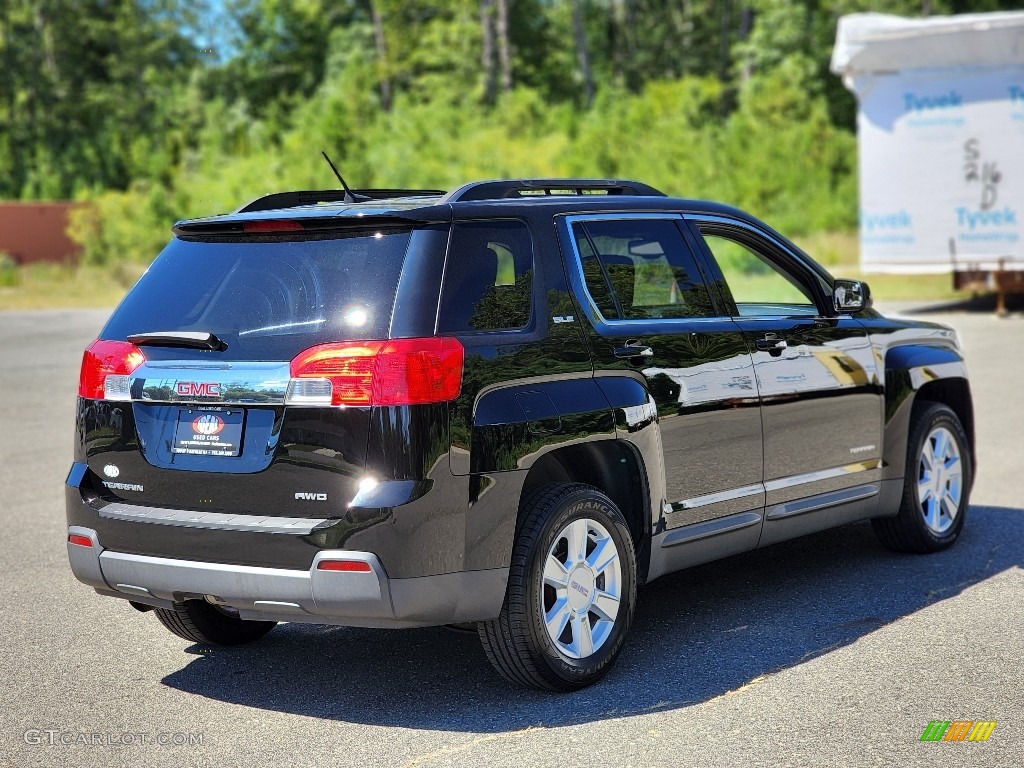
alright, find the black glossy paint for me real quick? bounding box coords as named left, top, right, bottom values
left=80, top=400, right=369, bottom=517
left=732, top=316, right=883, bottom=505
left=590, top=320, right=764, bottom=527
left=858, top=316, right=973, bottom=483
left=67, top=190, right=976, bottom=617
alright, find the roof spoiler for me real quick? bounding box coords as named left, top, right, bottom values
left=237, top=189, right=445, bottom=214
left=173, top=214, right=428, bottom=238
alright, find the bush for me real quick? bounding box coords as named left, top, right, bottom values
left=68, top=75, right=858, bottom=267
left=0, top=252, right=19, bottom=287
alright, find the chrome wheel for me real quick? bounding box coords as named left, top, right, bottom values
left=541, top=517, right=622, bottom=660
left=917, top=425, right=963, bottom=534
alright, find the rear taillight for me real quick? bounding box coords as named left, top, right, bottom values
left=79, top=340, right=146, bottom=400
left=373, top=338, right=465, bottom=406
left=288, top=337, right=464, bottom=407
left=68, top=533, right=93, bottom=548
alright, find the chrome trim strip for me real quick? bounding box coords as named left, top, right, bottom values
left=98, top=502, right=334, bottom=534
left=729, top=314, right=825, bottom=322
left=765, top=484, right=879, bottom=521
left=562, top=212, right=709, bottom=327
left=764, top=460, right=881, bottom=493
left=129, top=360, right=292, bottom=405
left=669, top=461, right=880, bottom=514
left=660, top=511, right=763, bottom=548
left=564, top=213, right=686, bottom=222
left=669, top=483, right=764, bottom=512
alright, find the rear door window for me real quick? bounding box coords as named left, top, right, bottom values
left=570, top=218, right=716, bottom=320
left=437, top=220, right=534, bottom=333
left=102, top=229, right=413, bottom=360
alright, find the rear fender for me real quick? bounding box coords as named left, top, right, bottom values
left=460, top=375, right=663, bottom=580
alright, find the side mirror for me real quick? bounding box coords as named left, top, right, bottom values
left=832, top=279, right=871, bottom=314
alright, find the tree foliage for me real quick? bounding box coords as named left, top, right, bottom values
left=0, top=0, right=1019, bottom=265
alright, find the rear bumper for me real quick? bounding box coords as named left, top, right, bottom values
left=67, top=525, right=507, bottom=629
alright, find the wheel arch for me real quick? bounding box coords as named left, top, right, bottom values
left=520, top=440, right=653, bottom=584
left=883, top=343, right=975, bottom=483
left=914, top=377, right=975, bottom=474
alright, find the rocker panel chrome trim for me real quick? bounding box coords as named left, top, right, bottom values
left=660, top=511, right=763, bottom=548
left=765, top=484, right=880, bottom=521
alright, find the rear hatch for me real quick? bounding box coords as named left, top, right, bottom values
left=77, top=223, right=417, bottom=518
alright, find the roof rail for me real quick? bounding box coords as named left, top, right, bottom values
left=441, top=179, right=666, bottom=202
left=237, top=188, right=445, bottom=213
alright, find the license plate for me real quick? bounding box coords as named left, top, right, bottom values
left=172, top=409, right=244, bottom=457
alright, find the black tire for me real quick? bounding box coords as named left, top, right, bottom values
left=872, top=402, right=971, bottom=553
left=478, top=483, right=637, bottom=692
left=154, top=600, right=277, bottom=646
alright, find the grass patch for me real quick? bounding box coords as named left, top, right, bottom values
left=791, top=230, right=859, bottom=269
left=831, top=270, right=959, bottom=302
left=0, top=262, right=141, bottom=310
left=793, top=231, right=960, bottom=302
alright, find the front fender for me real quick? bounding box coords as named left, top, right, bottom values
left=883, top=343, right=971, bottom=481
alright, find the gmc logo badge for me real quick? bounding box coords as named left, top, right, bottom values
left=176, top=381, right=221, bottom=397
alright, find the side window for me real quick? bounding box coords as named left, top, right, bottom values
left=575, top=232, right=621, bottom=319
left=571, top=218, right=715, bottom=320
left=699, top=231, right=818, bottom=317
left=438, top=220, right=534, bottom=333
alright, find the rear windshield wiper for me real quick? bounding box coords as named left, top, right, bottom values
left=127, top=331, right=227, bottom=351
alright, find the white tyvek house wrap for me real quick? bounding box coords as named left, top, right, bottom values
left=832, top=12, right=1024, bottom=273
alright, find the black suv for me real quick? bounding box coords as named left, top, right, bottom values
left=67, top=179, right=974, bottom=691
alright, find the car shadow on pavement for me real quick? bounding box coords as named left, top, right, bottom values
left=161, top=504, right=1023, bottom=732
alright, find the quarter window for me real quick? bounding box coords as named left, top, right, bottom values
left=571, top=218, right=715, bottom=320
left=438, top=220, right=534, bottom=333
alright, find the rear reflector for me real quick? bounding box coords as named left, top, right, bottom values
left=68, top=534, right=93, bottom=548
left=288, top=337, right=463, bottom=407
left=317, top=560, right=372, bottom=573
left=242, top=220, right=304, bottom=233
left=79, top=340, right=146, bottom=400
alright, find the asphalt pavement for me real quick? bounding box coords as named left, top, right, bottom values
left=0, top=305, right=1021, bottom=768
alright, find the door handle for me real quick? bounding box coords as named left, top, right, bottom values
left=755, top=334, right=788, bottom=356
left=613, top=342, right=654, bottom=360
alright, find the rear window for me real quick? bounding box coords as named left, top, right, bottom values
left=102, top=230, right=412, bottom=360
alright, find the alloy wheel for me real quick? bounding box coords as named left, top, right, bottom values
left=541, top=517, right=622, bottom=660
left=917, top=425, right=963, bottom=534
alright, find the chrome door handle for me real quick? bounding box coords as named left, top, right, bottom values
left=613, top=343, right=654, bottom=360
left=755, top=335, right=788, bottom=355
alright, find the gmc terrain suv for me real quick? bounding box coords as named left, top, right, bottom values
left=67, top=179, right=974, bottom=691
